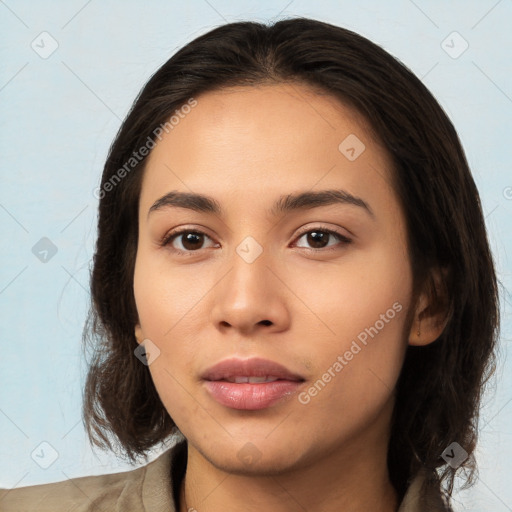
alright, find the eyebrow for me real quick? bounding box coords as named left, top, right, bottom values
left=147, top=189, right=375, bottom=219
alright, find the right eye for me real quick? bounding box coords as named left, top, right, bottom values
left=160, top=229, right=218, bottom=254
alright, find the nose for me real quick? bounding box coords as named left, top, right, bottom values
left=209, top=246, right=291, bottom=337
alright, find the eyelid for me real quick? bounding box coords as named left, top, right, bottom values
left=292, top=224, right=352, bottom=250
left=293, top=224, right=351, bottom=241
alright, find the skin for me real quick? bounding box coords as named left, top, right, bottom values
left=134, top=83, right=446, bottom=512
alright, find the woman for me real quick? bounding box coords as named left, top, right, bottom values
left=0, top=17, right=499, bottom=512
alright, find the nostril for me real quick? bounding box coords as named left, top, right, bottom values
left=260, top=320, right=272, bottom=326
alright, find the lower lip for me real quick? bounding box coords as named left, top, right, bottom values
left=204, top=380, right=303, bottom=410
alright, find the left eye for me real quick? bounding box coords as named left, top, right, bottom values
left=294, top=229, right=351, bottom=250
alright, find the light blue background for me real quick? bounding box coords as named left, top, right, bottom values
left=0, top=1, right=511, bottom=510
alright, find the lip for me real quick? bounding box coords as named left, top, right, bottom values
left=202, top=357, right=305, bottom=410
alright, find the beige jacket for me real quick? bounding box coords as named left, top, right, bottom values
left=0, top=440, right=450, bottom=511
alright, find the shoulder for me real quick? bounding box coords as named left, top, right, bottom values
left=0, top=441, right=185, bottom=512
left=0, top=462, right=150, bottom=512
left=0, top=465, right=144, bottom=512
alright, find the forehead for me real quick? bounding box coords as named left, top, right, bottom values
left=139, top=83, right=397, bottom=218
left=148, top=82, right=374, bottom=156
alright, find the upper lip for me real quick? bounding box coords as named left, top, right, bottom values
left=202, top=357, right=305, bottom=382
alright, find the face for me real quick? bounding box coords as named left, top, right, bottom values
left=134, top=83, right=414, bottom=475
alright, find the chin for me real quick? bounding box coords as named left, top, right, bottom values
left=194, top=436, right=309, bottom=476
left=207, top=450, right=305, bottom=477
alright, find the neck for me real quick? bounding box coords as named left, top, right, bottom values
left=178, top=415, right=399, bottom=512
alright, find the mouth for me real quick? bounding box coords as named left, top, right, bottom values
left=202, top=357, right=306, bottom=410
left=220, top=376, right=287, bottom=383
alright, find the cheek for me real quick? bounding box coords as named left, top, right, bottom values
left=133, top=246, right=213, bottom=340
left=287, top=240, right=411, bottom=345
left=133, top=250, right=212, bottom=417
left=292, top=246, right=411, bottom=418
left=133, top=274, right=199, bottom=432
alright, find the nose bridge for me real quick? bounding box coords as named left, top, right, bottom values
left=225, top=235, right=274, bottom=304
left=209, top=234, right=288, bottom=332
left=235, top=234, right=266, bottom=266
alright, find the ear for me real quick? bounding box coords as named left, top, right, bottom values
left=408, top=267, right=451, bottom=346
left=135, top=323, right=144, bottom=345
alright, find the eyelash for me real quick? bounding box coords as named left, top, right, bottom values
left=159, top=225, right=352, bottom=256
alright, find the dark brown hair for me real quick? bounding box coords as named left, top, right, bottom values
left=82, top=17, right=500, bottom=507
